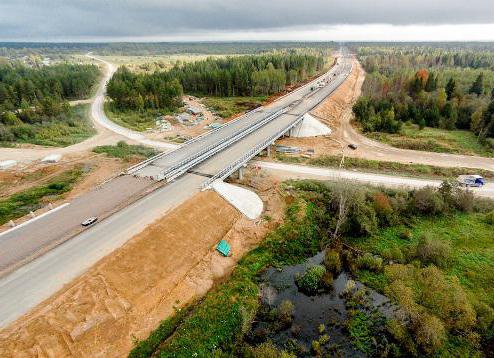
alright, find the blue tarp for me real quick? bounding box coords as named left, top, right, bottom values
left=216, top=240, right=231, bottom=257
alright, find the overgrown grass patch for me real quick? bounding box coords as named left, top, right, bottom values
left=93, top=141, right=157, bottom=161
left=203, top=96, right=266, bottom=119
left=104, top=103, right=159, bottom=131
left=367, top=123, right=494, bottom=157
left=0, top=167, right=85, bottom=225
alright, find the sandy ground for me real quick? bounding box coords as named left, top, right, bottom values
left=0, top=172, right=284, bottom=357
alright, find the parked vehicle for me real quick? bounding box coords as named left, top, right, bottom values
left=348, top=143, right=358, bottom=150
left=81, top=216, right=98, bottom=226
left=457, top=175, right=485, bottom=187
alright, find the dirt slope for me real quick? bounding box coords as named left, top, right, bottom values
left=0, top=176, right=283, bottom=357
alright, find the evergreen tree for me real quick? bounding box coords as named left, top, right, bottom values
left=469, top=73, right=484, bottom=96
left=425, top=73, right=437, bottom=92
left=445, top=78, right=456, bottom=100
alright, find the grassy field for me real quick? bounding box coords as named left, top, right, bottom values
left=203, top=96, right=267, bottom=119
left=104, top=103, right=158, bottom=131
left=0, top=167, right=85, bottom=225
left=93, top=141, right=157, bottom=161
left=275, top=154, right=494, bottom=179
left=368, top=123, right=494, bottom=157
left=351, top=213, right=494, bottom=355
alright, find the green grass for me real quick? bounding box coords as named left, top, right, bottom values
left=93, top=141, right=158, bottom=161
left=351, top=213, right=494, bottom=309
left=274, top=154, right=494, bottom=179
left=104, top=103, right=159, bottom=131
left=0, top=167, right=85, bottom=225
left=129, top=200, right=323, bottom=357
left=367, top=122, right=494, bottom=157
left=203, top=96, right=266, bottom=119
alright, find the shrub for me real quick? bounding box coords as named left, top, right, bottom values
left=411, top=187, right=444, bottom=215
left=413, top=313, right=446, bottom=354
left=455, top=189, right=474, bottom=212
left=295, top=265, right=326, bottom=294
left=249, top=341, right=295, bottom=358
left=356, top=253, right=383, bottom=272
left=414, top=235, right=451, bottom=267
left=373, top=191, right=394, bottom=225
left=399, top=229, right=413, bottom=241
left=382, top=245, right=405, bottom=263
left=484, top=211, right=494, bottom=225
left=323, top=250, right=341, bottom=273
left=277, top=300, right=295, bottom=325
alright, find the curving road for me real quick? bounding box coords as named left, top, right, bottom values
left=0, top=54, right=177, bottom=163
left=86, top=54, right=178, bottom=150
left=330, top=59, right=494, bottom=172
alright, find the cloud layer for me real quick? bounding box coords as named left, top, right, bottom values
left=1, top=0, right=494, bottom=41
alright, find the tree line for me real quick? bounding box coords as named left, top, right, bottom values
left=0, top=63, right=100, bottom=111
left=107, top=52, right=326, bottom=112
left=353, top=48, right=494, bottom=148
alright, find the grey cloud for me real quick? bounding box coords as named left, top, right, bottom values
left=1, top=0, right=494, bottom=40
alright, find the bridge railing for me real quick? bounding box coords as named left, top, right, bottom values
left=201, top=115, right=305, bottom=189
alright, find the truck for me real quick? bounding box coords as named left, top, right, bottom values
left=457, top=175, right=485, bottom=187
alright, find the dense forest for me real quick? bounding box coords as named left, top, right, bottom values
left=0, top=63, right=100, bottom=145
left=107, top=52, right=326, bottom=112
left=353, top=47, right=494, bottom=148
left=0, top=42, right=336, bottom=57
left=0, top=63, right=100, bottom=110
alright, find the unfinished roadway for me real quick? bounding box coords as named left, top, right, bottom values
left=0, top=55, right=353, bottom=327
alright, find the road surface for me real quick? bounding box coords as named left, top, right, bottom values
left=254, top=161, right=494, bottom=198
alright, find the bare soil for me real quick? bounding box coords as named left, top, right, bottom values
left=275, top=58, right=365, bottom=157
left=0, top=172, right=284, bottom=357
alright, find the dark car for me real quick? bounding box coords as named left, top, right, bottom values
left=81, top=216, right=98, bottom=226
left=348, top=143, right=358, bottom=150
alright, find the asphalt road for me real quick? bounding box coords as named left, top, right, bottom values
left=132, top=56, right=352, bottom=179
left=0, top=176, right=154, bottom=276
left=254, top=161, right=494, bottom=198
left=0, top=173, right=204, bottom=328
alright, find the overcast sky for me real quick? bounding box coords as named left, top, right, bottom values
left=1, top=0, right=494, bottom=42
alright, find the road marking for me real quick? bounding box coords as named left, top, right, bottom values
left=0, top=203, right=71, bottom=239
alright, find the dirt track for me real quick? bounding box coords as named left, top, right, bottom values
left=0, top=176, right=283, bottom=357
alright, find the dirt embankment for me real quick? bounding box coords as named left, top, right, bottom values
left=0, top=173, right=284, bottom=357
left=274, top=58, right=365, bottom=156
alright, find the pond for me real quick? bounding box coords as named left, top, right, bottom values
left=246, top=251, right=401, bottom=356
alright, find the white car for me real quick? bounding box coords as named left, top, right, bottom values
left=457, top=175, right=485, bottom=187
left=81, top=217, right=98, bottom=226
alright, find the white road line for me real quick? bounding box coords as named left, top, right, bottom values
left=0, top=203, right=71, bottom=238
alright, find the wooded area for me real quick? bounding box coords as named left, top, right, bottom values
left=0, top=63, right=99, bottom=110
left=107, top=52, right=325, bottom=112
left=353, top=47, right=494, bottom=148
left=0, top=63, right=99, bottom=145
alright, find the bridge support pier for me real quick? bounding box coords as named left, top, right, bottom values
left=266, top=145, right=271, bottom=157
left=238, top=167, right=244, bottom=180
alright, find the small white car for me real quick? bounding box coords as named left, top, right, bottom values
left=81, top=217, right=98, bottom=227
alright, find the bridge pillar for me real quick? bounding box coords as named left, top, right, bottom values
left=238, top=167, right=244, bottom=180
left=266, top=145, right=271, bottom=157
